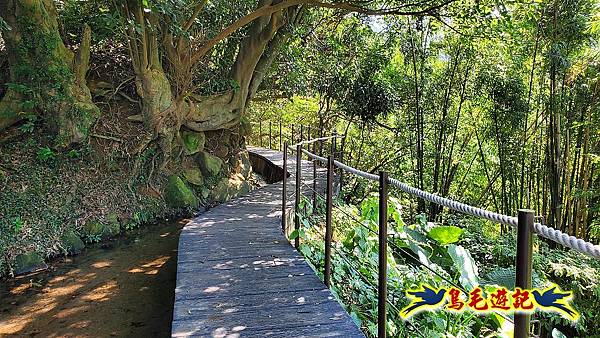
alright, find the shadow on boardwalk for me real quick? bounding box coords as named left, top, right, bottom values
left=171, top=147, right=364, bottom=338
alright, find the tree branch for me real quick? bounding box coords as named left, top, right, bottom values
left=191, top=0, right=455, bottom=64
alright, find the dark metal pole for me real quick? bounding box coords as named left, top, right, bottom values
left=269, top=121, right=272, bottom=149
left=319, top=125, right=324, bottom=156
left=294, top=144, right=302, bottom=249
left=515, top=209, right=534, bottom=338
left=282, top=143, right=288, bottom=234
left=259, top=121, right=263, bottom=147
left=279, top=120, right=282, bottom=151
left=312, top=138, right=317, bottom=213
left=378, top=171, right=388, bottom=338
left=324, top=155, right=334, bottom=287
left=339, top=136, right=345, bottom=193
left=333, top=131, right=337, bottom=156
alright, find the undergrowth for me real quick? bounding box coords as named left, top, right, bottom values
left=0, top=131, right=177, bottom=276
left=295, top=195, right=600, bottom=338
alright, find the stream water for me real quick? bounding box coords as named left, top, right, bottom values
left=0, top=220, right=185, bottom=337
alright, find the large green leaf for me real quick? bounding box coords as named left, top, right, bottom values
left=447, top=244, right=480, bottom=290
left=428, top=226, right=464, bottom=245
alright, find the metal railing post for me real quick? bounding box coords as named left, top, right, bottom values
left=324, top=155, right=334, bottom=287
left=294, top=144, right=302, bottom=249
left=332, top=131, right=337, bottom=156
left=339, top=136, right=345, bottom=193
left=259, top=120, right=263, bottom=147
left=319, top=125, right=324, bottom=156
left=282, top=143, right=288, bottom=234
left=269, top=121, right=272, bottom=149
left=515, top=209, right=534, bottom=338
left=378, top=171, right=388, bottom=338
left=279, top=120, right=282, bottom=151
left=312, top=138, right=317, bottom=213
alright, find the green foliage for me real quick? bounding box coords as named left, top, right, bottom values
left=292, top=191, right=600, bottom=337
left=428, top=226, right=464, bottom=245
left=0, top=16, right=9, bottom=31
left=36, top=146, right=56, bottom=162
left=66, top=149, right=80, bottom=158
left=447, top=244, right=479, bottom=290
left=18, top=113, right=38, bottom=133
left=296, top=196, right=505, bottom=337
left=59, top=0, right=121, bottom=43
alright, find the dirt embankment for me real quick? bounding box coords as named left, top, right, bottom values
left=0, top=220, right=184, bottom=337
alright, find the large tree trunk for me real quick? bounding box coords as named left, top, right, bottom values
left=0, top=0, right=99, bottom=145
left=185, top=2, right=290, bottom=133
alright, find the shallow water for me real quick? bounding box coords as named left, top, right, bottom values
left=0, top=220, right=185, bottom=337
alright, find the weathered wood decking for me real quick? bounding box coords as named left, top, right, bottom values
left=171, top=147, right=365, bottom=337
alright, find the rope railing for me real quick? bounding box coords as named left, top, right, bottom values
left=299, top=147, right=600, bottom=260
left=292, top=135, right=343, bottom=147
left=264, top=127, right=599, bottom=338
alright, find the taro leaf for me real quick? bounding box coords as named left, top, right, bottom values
left=482, top=267, right=542, bottom=289
left=428, top=226, right=464, bottom=245
left=408, top=242, right=432, bottom=266
left=388, top=197, right=405, bottom=228
left=482, top=267, right=515, bottom=289
left=448, top=244, right=480, bottom=290
left=405, top=226, right=428, bottom=244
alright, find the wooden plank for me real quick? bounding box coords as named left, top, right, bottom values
left=172, top=147, right=365, bottom=338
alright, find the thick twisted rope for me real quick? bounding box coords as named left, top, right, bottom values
left=300, top=148, right=600, bottom=260
left=532, top=223, right=600, bottom=259
left=291, top=135, right=343, bottom=148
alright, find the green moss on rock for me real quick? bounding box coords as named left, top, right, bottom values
left=13, top=252, right=47, bottom=275
left=60, top=230, right=85, bottom=255
left=210, top=174, right=251, bottom=203
left=82, top=219, right=120, bottom=243
left=183, top=168, right=204, bottom=186
left=165, top=175, right=199, bottom=209
left=197, top=151, right=223, bottom=177
left=107, top=212, right=121, bottom=235
left=182, top=131, right=206, bottom=155
left=82, top=221, right=103, bottom=242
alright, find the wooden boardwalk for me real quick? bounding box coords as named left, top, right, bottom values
left=171, top=147, right=364, bottom=337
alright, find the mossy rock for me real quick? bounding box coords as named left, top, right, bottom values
left=232, top=151, right=252, bottom=178
left=107, top=212, right=121, bottom=235
left=13, top=252, right=47, bottom=275
left=82, top=219, right=119, bottom=243
left=197, top=151, right=223, bottom=177
left=210, top=175, right=251, bottom=203
left=82, top=221, right=104, bottom=242
left=165, top=175, right=199, bottom=209
left=60, top=230, right=85, bottom=255
left=183, top=168, right=204, bottom=186
left=182, top=131, right=206, bottom=155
